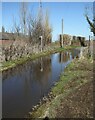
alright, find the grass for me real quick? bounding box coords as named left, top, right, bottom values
left=29, top=56, right=93, bottom=118
left=0, top=45, right=79, bottom=71
left=52, top=57, right=93, bottom=95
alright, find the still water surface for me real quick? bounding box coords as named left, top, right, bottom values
left=2, top=49, right=80, bottom=118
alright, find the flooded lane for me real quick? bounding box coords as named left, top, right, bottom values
left=2, top=49, right=80, bottom=118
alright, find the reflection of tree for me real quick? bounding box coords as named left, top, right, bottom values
left=71, top=49, right=80, bottom=59
left=3, top=56, right=52, bottom=111
left=2, top=65, right=23, bottom=81
left=3, top=55, right=52, bottom=95
left=59, top=51, right=70, bottom=63
left=32, top=56, right=52, bottom=86
left=40, top=57, right=43, bottom=72
left=3, top=55, right=52, bottom=82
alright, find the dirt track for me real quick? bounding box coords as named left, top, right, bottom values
left=56, top=81, right=93, bottom=118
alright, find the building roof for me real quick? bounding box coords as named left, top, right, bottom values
left=0, top=32, right=15, bottom=40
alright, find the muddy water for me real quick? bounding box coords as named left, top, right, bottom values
left=2, top=49, right=80, bottom=118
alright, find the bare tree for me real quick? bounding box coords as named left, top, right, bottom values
left=14, top=20, right=21, bottom=36
left=27, top=11, right=36, bottom=43
left=20, top=2, right=28, bottom=35
left=31, top=5, right=43, bottom=44
left=32, top=18, right=43, bottom=44
left=43, top=9, right=52, bottom=45
left=86, top=15, right=95, bottom=35
left=85, top=4, right=95, bottom=36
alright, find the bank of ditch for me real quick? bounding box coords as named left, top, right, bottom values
left=28, top=55, right=93, bottom=118
left=0, top=45, right=78, bottom=71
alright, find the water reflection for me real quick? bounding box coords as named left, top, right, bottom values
left=59, top=51, right=70, bottom=63
left=2, top=48, right=80, bottom=118
left=71, top=48, right=80, bottom=59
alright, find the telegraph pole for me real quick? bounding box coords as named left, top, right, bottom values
left=39, top=0, right=42, bottom=20
left=89, top=35, right=90, bottom=48
left=40, top=0, right=42, bottom=9
left=62, top=19, right=64, bottom=47
left=88, top=35, right=91, bottom=57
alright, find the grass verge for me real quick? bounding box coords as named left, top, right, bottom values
left=29, top=56, right=93, bottom=118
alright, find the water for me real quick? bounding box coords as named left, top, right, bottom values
left=2, top=48, right=80, bottom=118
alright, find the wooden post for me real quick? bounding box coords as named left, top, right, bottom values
left=39, top=36, right=43, bottom=52
left=89, top=35, right=90, bottom=47
left=88, top=35, right=91, bottom=57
